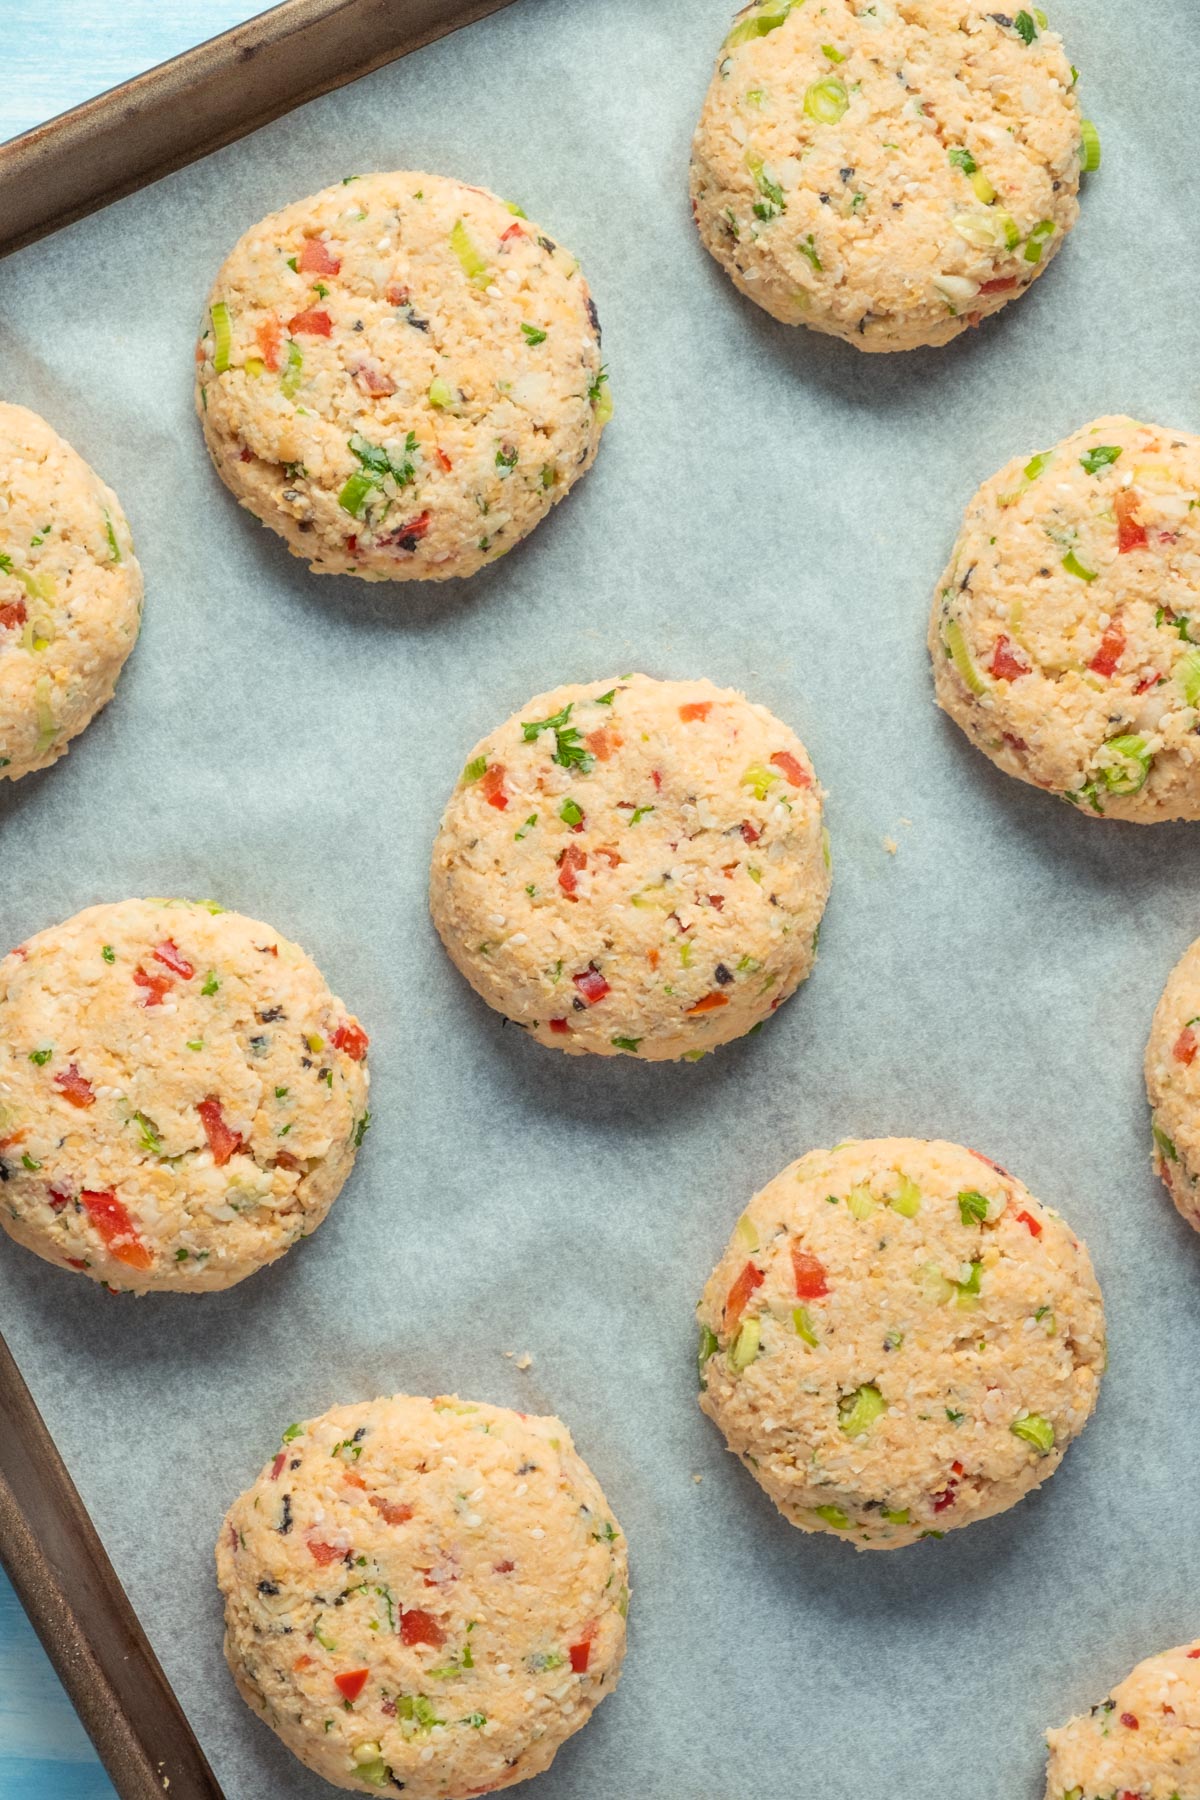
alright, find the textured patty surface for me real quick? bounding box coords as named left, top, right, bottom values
left=0, top=899, right=368, bottom=1293
left=1044, top=1639, right=1200, bottom=1800
left=931, top=416, right=1200, bottom=820
left=697, top=1137, right=1105, bottom=1548
left=0, top=403, right=142, bottom=780
left=430, top=674, right=830, bottom=1060
left=217, top=1394, right=628, bottom=1797
left=1145, top=936, right=1200, bottom=1233
left=196, top=172, right=608, bottom=581
left=691, top=0, right=1085, bottom=350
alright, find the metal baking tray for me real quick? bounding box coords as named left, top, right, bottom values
left=2, top=1, right=1198, bottom=1798
left=0, top=0, right=517, bottom=260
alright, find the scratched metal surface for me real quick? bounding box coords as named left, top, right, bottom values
left=1, top=1, right=1200, bottom=1798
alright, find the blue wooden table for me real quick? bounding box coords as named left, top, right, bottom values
left=0, top=23, right=271, bottom=1794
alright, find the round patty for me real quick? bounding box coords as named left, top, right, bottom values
left=196, top=172, right=608, bottom=581
left=217, top=1394, right=628, bottom=1798
left=697, top=1137, right=1105, bottom=1548
left=691, top=0, right=1087, bottom=351
left=931, top=416, right=1200, bottom=820
left=430, top=674, right=830, bottom=1060
left=1145, top=935, right=1200, bottom=1232
left=0, top=403, right=142, bottom=780
left=0, top=899, right=369, bottom=1293
left=1045, top=1640, right=1200, bottom=1800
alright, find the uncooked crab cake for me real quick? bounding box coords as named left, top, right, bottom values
left=691, top=0, right=1092, bottom=351
left=931, top=417, right=1200, bottom=821
left=1045, top=1640, right=1200, bottom=1799
left=429, top=674, right=830, bottom=1061
left=216, top=1394, right=628, bottom=1798
left=1144, top=936, right=1200, bottom=1233
left=0, top=403, right=142, bottom=779
left=697, top=1137, right=1105, bottom=1548
left=195, top=172, right=609, bottom=581
left=0, top=899, right=369, bottom=1294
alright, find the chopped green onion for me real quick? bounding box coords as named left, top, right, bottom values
left=729, top=1316, right=761, bottom=1371
left=735, top=1212, right=759, bottom=1250
left=28, top=1048, right=52, bottom=1066
left=1097, top=733, right=1151, bottom=794
left=102, top=945, right=116, bottom=964
left=792, top=1305, right=819, bottom=1347
left=882, top=1507, right=910, bottom=1525
left=280, top=339, right=303, bottom=399
left=339, top=472, right=377, bottom=518
left=1010, top=1412, right=1055, bottom=1454
left=1080, top=444, right=1122, bottom=475
left=202, top=971, right=220, bottom=996
left=889, top=1175, right=921, bottom=1218
left=813, top=1503, right=851, bottom=1530
left=1080, top=118, right=1101, bottom=172
left=450, top=218, right=490, bottom=287
left=103, top=511, right=122, bottom=562
left=746, top=153, right=785, bottom=220
left=943, top=617, right=988, bottom=697
left=846, top=1185, right=876, bottom=1221
left=559, top=798, right=584, bottom=826
left=685, top=1311, right=714, bottom=1383
left=1154, top=1123, right=1178, bottom=1163
left=520, top=322, right=548, bottom=346
left=1177, top=648, right=1200, bottom=707
left=726, top=1, right=794, bottom=48
left=1013, top=9, right=1037, bottom=43
left=1024, top=451, right=1052, bottom=481
left=428, top=377, right=454, bottom=408
left=948, top=146, right=978, bottom=175
left=1023, top=219, right=1055, bottom=264
left=22, top=1153, right=41, bottom=1171
left=741, top=762, right=777, bottom=800
left=1061, top=550, right=1098, bottom=582
left=589, top=367, right=613, bottom=425
left=838, top=1384, right=886, bottom=1437
left=820, top=43, right=845, bottom=62
left=803, top=76, right=849, bottom=124
left=955, top=1259, right=983, bottom=1308
left=611, top=1035, right=642, bottom=1053
left=515, top=813, right=538, bottom=840
left=210, top=302, right=232, bottom=373
left=462, top=756, right=488, bottom=784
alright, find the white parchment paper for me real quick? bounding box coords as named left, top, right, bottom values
left=2, top=2, right=1200, bottom=1794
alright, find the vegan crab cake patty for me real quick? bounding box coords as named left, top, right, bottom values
left=0, top=403, right=142, bottom=780
left=691, top=0, right=1090, bottom=352
left=0, top=899, right=369, bottom=1294
left=195, top=172, right=609, bottom=582
left=1044, top=1640, right=1200, bottom=1800
left=1145, top=937, right=1200, bottom=1233
left=217, top=1394, right=628, bottom=1799
left=429, top=674, right=830, bottom=1061
left=931, top=416, right=1200, bottom=821
left=697, top=1138, right=1105, bottom=1549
